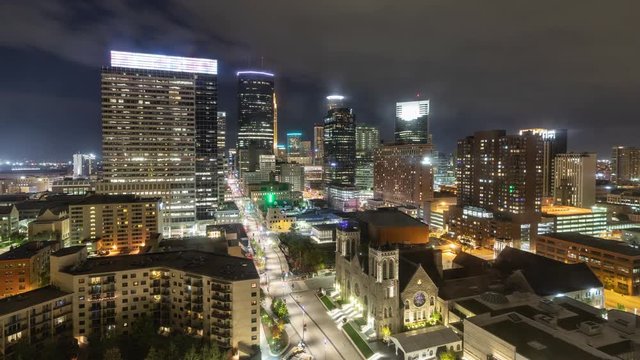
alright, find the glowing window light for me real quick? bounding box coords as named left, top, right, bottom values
left=326, top=95, right=345, bottom=100
left=111, top=51, right=217, bottom=75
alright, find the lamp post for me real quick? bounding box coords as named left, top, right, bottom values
left=324, top=337, right=327, bottom=360
left=301, top=304, right=307, bottom=346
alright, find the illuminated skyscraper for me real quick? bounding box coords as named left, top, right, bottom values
left=313, top=124, right=324, bottom=165
left=553, top=152, right=596, bottom=208
left=323, top=96, right=356, bottom=185
left=395, top=100, right=430, bottom=144
left=519, top=128, right=568, bottom=199
left=237, top=71, right=275, bottom=173
left=217, top=111, right=227, bottom=199
left=451, top=130, right=543, bottom=247
left=287, top=132, right=302, bottom=157
left=273, top=93, right=278, bottom=153
left=355, top=124, right=379, bottom=190
left=72, top=153, right=96, bottom=178
left=100, top=51, right=219, bottom=234
left=611, top=146, right=640, bottom=184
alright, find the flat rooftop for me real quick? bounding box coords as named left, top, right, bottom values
left=51, top=245, right=86, bottom=257
left=73, top=194, right=161, bottom=205
left=351, top=208, right=426, bottom=228
left=542, top=232, right=640, bottom=257
left=541, top=205, right=596, bottom=216
left=482, top=313, right=604, bottom=360
left=0, top=286, right=71, bottom=317
left=61, top=250, right=259, bottom=281
left=0, top=241, right=58, bottom=260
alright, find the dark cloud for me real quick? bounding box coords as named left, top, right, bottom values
left=0, top=0, right=639, bottom=160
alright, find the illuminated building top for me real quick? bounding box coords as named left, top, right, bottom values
left=110, top=50, right=217, bottom=75
left=237, top=71, right=275, bottom=77
left=396, top=100, right=430, bottom=121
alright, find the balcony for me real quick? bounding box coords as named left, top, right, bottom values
left=211, top=328, right=231, bottom=338
left=211, top=311, right=231, bottom=320
left=212, top=293, right=230, bottom=302
left=211, top=284, right=230, bottom=292
left=212, top=302, right=231, bottom=312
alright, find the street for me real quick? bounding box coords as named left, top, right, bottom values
left=228, top=175, right=363, bottom=360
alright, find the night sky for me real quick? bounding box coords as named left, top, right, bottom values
left=1, top=0, right=639, bottom=161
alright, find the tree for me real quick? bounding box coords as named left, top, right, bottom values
left=103, top=347, right=123, bottom=360
left=202, top=344, right=225, bottom=360
left=145, top=346, right=166, bottom=360
left=439, top=349, right=457, bottom=360
left=183, top=345, right=202, bottom=360
left=271, top=298, right=289, bottom=320
left=381, top=325, right=391, bottom=342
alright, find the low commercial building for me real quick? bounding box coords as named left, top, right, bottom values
left=213, top=201, right=241, bottom=225
left=0, top=286, right=74, bottom=358
left=0, top=205, right=18, bottom=240
left=536, top=232, right=640, bottom=295
left=460, top=293, right=640, bottom=360
left=51, top=246, right=260, bottom=357
left=310, top=223, right=337, bottom=244
left=247, top=181, right=302, bottom=209
left=265, top=208, right=295, bottom=232
left=425, top=193, right=456, bottom=230
left=28, top=207, right=70, bottom=244
left=0, top=240, right=60, bottom=298
left=68, top=194, right=160, bottom=251
left=51, top=178, right=93, bottom=195
left=538, top=205, right=608, bottom=236
left=389, top=326, right=461, bottom=360
left=327, top=184, right=359, bottom=212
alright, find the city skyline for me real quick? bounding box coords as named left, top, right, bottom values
left=1, top=1, right=639, bottom=160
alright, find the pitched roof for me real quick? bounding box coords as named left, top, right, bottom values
left=398, top=246, right=442, bottom=292
left=495, top=247, right=602, bottom=296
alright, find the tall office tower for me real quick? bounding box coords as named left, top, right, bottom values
left=433, top=152, right=456, bottom=190
left=287, top=132, right=302, bottom=157
left=323, top=96, right=356, bottom=185
left=326, top=95, right=345, bottom=110
left=217, top=111, right=227, bottom=199
left=395, top=100, right=430, bottom=144
left=237, top=71, right=275, bottom=174
left=355, top=124, right=380, bottom=190
left=373, top=143, right=434, bottom=207
left=100, top=51, right=218, bottom=235
left=313, top=124, right=324, bottom=165
left=611, top=146, right=640, bottom=184
left=457, top=130, right=543, bottom=216
left=273, top=93, right=278, bottom=153
left=519, top=128, right=568, bottom=199
left=281, top=163, right=305, bottom=192
left=553, top=153, right=597, bottom=208
left=72, top=153, right=96, bottom=178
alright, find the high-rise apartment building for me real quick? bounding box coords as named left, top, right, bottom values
left=553, top=153, right=596, bottom=208
left=323, top=96, right=356, bottom=186
left=0, top=241, right=60, bottom=298
left=100, top=51, right=219, bottom=235
left=72, top=153, right=96, bottom=178
left=237, top=71, right=275, bottom=174
left=50, top=247, right=260, bottom=357
left=68, top=194, right=160, bottom=251
left=395, top=100, right=430, bottom=144
left=313, top=124, right=324, bottom=165
left=519, top=128, right=568, bottom=199
left=452, top=130, right=543, bottom=247
left=355, top=124, right=379, bottom=191
left=373, top=143, right=434, bottom=207
left=611, top=146, right=640, bottom=184
left=457, top=130, right=543, bottom=216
